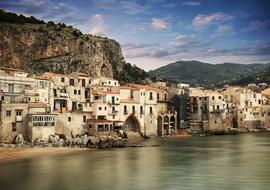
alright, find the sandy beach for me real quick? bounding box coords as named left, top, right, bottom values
left=0, top=147, right=90, bottom=164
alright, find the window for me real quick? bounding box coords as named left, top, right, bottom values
left=164, top=94, right=167, bottom=100
left=130, top=90, right=134, bottom=99
left=99, top=107, right=102, bottom=110
left=78, top=90, right=81, bottom=95
left=39, top=81, right=47, bottom=89
left=132, top=106, right=135, bottom=114
left=124, top=105, right=127, bottom=114
left=109, top=81, right=111, bottom=84
left=219, top=96, right=221, bottom=99
left=68, top=117, right=71, bottom=122
left=83, top=115, right=86, bottom=122
left=74, top=90, right=77, bottom=95
left=12, top=123, right=16, bottom=132
left=70, top=79, right=74, bottom=85
left=140, top=106, right=143, bottom=114
left=157, top=93, right=160, bottom=100
left=217, top=105, right=220, bottom=110
left=104, top=107, right=107, bottom=110
left=61, top=77, right=65, bottom=82
left=82, top=79, right=85, bottom=87
left=150, top=107, right=153, bottom=115
left=6, top=110, right=11, bottom=116
left=8, top=84, right=14, bottom=93
left=150, top=92, right=153, bottom=100
left=212, top=96, right=215, bottom=100
left=115, top=82, right=117, bottom=85
left=16, top=110, right=22, bottom=116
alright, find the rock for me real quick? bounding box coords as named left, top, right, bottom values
left=0, top=22, right=125, bottom=78
left=81, top=135, right=90, bottom=147
left=86, top=136, right=98, bottom=148
left=14, top=134, right=24, bottom=144
left=57, top=138, right=65, bottom=147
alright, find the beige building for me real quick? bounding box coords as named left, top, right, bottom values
left=189, top=90, right=231, bottom=133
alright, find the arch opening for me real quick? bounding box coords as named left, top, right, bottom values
left=157, top=116, right=163, bottom=136
left=124, top=115, right=141, bottom=133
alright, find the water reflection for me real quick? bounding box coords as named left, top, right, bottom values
left=1, top=133, right=270, bottom=190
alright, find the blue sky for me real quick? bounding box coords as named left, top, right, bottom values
left=1, top=0, right=270, bottom=70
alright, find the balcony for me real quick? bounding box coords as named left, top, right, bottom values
left=15, top=116, right=23, bottom=122
left=60, top=93, right=68, bottom=98
left=109, top=110, right=118, bottom=115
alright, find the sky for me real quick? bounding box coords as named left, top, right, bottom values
left=1, top=0, right=270, bottom=71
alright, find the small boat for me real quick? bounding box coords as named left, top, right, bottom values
left=178, top=129, right=189, bottom=137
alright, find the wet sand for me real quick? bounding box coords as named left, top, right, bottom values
left=0, top=147, right=90, bottom=164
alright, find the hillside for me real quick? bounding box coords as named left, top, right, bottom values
left=0, top=9, right=146, bottom=84
left=230, top=65, right=270, bottom=85
left=149, top=60, right=269, bottom=87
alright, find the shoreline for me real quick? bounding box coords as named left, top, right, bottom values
left=0, top=147, right=90, bottom=164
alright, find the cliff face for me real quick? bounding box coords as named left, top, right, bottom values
left=0, top=22, right=125, bottom=78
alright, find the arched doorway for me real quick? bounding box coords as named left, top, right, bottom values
left=124, top=115, right=141, bottom=133
left=157, top=116, right=163, bottom=136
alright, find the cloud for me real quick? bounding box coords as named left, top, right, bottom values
left=119, top=1, right=151, bottom=15
left=182, top=1, right=201, bottom=6
left=175, top=34, right=188, bottom=40
left=215, top=25, right=234, bottom=36
left=123, top=43, right=159, bottom=50
left=89, top=14, right=106, bottom=36
left=0, top=0, right=87, bottom=26
left=151, top=18, right=170, bottom=30
left=93, top=0, right=151, bottom=15
left=242, top=20, right=270, bottom=32
left=170, top=41, right=190, bottom=48
left=192, top=12, right=234, bottom=27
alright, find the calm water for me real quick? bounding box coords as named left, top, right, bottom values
left=1, top=133, right=270, bottom=190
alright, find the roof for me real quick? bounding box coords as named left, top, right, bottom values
left=120, top=86, right=138, bottom=90
left=91, top=90, right=119, bottom=95
left=262, top=88, right=270, bottom=96
left=123, top=83, right=164, bottom=92
left=91, top=84, right=115, bottom=88
left=190, top=90, right=222, bottom=97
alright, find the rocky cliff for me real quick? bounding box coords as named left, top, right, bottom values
left=0, top=10, right=125, bottom=78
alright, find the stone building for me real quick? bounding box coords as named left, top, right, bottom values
left=188, top=90, right=231, bottom=134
